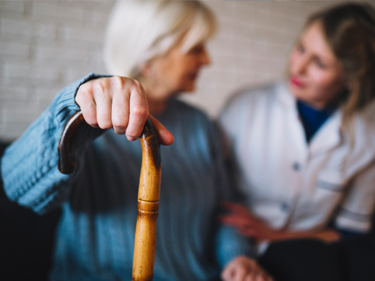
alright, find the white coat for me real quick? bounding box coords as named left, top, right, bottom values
left=219, top=81, right=375, bottom=233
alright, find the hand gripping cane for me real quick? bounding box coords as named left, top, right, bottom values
left=58, top=111, right=161, bottom=281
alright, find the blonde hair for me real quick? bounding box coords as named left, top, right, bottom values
left=305, top=2, right=375, bottom=123
left=103, top=0, right=216, bottom=78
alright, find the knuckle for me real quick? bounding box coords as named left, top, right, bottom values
left=76, top=85, right=92, bottom=102
left=93, top=79, right=105, bottom=94
left=99, top=123, right=112, bottom=130
left=131, top=106, right=148, bottom=117
left=221, top=270, right=229, bottom=280
left=112, top=117, right=128, bottom=128
left=86, top=119, right=98, bottom=127
left=112, top=75, right=124, bottom=89
left=130, top=79, right=144, bottom=92
left=83, top=113, right=97, bottom=127
left=97, top=117, right=112, bottom=129
left=132, top=79, right=141, bottom=88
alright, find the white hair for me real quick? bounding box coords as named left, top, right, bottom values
left=103, top=0, right=216, bottom=78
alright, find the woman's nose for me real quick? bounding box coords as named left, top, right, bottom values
left=294, top=56, right=309, bottom=75
left=200, top=47, right=211, bottom=66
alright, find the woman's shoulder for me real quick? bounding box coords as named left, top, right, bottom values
left=220, top=81, right=284, bottom=118
left=353, top=107, right=375, bottom=149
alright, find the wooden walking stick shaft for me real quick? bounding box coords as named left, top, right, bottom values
left=132, top=120, right=161, bottom=281
left=58, top=111, right=161, bottom=281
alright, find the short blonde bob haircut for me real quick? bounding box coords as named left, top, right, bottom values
left=103, top=0, right=216, bottom=79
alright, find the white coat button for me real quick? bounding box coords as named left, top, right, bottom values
left=292, top=162, right=301, bottom=171
left=281, top=203, right=289, bottom=212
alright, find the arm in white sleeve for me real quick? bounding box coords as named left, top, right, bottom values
left=335, top=160, right=375, bottom=233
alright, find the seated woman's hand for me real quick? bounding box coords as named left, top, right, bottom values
left=221, top=202, right=341, bottom=243
left=76, top=76, right=174, bottom=145
left=221, top=202, right=283, bottom=243
left=222, top=256, right=274, bottom=281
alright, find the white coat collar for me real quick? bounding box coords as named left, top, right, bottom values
left=275, top=81, right=342, bottom=157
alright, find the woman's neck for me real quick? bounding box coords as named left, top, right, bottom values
left=142, top=78, right=176, bottom=115
left=146, top=87, right=175, bottom=115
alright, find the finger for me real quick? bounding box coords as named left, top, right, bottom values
left=244, top=272, right=257, bottom=281
left=221, top=219, right=249, bottom=230
left=126, top=81, right=148, bottom=141
left=221, top=265, right=235, bottom=281
left=222, top=221, right=257, bottom=236
left=76, top=84, right=98, bottom=128
left=238, top=227, right=258, bottom=238
left=246, top=274, right=259, bottom=281
left=222, top=204, right=254, bottom=221
left=222, top=201, right=242, bottom=210
left=255, top=273, right=267, bottom=281
left=221, top=213, right=256, bottom=224
left=223, top=202, right=257, bottom=219
left=238, top=225, right=256, bottom=232
left=221, top=214, right=255, bottom=226
left=148, top=114, right=174, bottom=146
left=112, top=85, right=130, bottom=135
left=94, top=80, right=113, bottom=129
left=234, top=268, right=247, bottom=281
left=245, top=275, right=252, bottom=281
left=222, top=202, right=247, bottom=211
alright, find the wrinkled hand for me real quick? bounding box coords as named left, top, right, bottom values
left=75, top=76, right=174, bottom=145
left=222, top=256, right=274, bottom=281
left=221, top=202, right=341, bottom=244
left=221, top=202, right=282, bottom=243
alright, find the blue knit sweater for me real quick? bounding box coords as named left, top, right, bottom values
left=1, top=74, right=254, bottom=281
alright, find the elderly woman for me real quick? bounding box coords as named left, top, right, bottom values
left=219, top=2, right=375, bottom=281
left=1, top=1, right=272, bottom=280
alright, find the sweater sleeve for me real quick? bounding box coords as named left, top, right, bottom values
left=1, top=73, right=106, bottom=214
left=211, top=121, right=256, bottom=268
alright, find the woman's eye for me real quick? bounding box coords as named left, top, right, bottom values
left=189, top=45, right=203, bottom=54
left=297, top=43, right=305, bottom=54
left=313, top=58, right=327, bottom=69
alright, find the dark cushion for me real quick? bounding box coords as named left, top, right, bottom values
left=0, top=142, right=61, bottom=281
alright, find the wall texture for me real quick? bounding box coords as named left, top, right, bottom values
left=0, top=0, right=371, bottom=141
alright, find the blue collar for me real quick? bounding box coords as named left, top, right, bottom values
left=297, top=100, right=337, bottom=143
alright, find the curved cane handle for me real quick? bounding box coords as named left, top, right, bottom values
left=58, top=111, right=86, bottom=174
left=57, top=111, right=161, bottom=281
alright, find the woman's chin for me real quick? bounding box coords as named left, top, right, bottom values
left=181, top=83, right=196, bottom=93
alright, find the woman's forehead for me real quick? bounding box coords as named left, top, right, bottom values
left=300, top=21, right=338, bottom=64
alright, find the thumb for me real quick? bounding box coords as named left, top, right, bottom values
left=148, top=114, right=174, bottom=146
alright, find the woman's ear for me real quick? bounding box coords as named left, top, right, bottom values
left=140, top=61, right=151, bottom=78
left=140, top=59, right=157, bottom=79
left=140, top=59, right=159, bottom=87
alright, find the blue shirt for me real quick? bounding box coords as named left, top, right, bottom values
left=297, top=100, right=336, bottom=143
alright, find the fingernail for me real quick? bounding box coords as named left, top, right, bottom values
left=127, top=136, right=137, bottom=141
left=114, top=128, right=125, bottom=135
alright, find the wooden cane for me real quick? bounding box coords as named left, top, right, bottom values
left=58, top=111, right=161, bottom=281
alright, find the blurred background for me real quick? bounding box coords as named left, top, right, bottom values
left=1, top=1, right=375, bottom=280
left=0, top=0, right=374, bottom=141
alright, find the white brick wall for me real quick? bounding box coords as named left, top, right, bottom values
left=0, top=1, right=114, bottom=141
left=0, top=0, right=372, bottom=141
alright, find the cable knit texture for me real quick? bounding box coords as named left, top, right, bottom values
left=1, top=74, right=254, bottom=281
